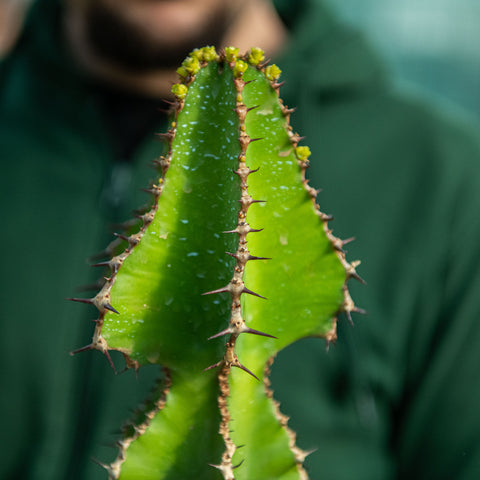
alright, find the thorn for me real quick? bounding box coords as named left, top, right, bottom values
left=103, top=349, right=117, bottom=373
left=208, top=328, right=231, bottom=340
left=233, top=459, right=245, bottom=469
left=247, top=254, right=271, bottom=261
left=69, top=343, right=93, bottom=356
left=91, top=261, right=110, bottom=268
left=90, top=457, right=112, bottom=473
left=242, top=286, right=267, bottom=299
left=203, top=361, right=222, bottom=372
left=350, top=271, right=366, bottom=285
left=296, top=447, right=317, bottom=463
left=225, top=251, right=270, bottom=261
left=104, top=303, right=120, bottom=314
left=248, top=137, right=264, bottom=143
left=232, top=166, right=260, bottom=177
left=282, top=106, right=297, bottom=115
left=234, top=362, right=259, bottom=381
left=74, top=282, right=104, bottom=293
left=155, top=130, right=175, bottom=142
left=113, top=232, right=129, bottom=242
left=208, top=326, right=276, bottom=340
left=67, top=297, right=93, bottom=306
left=319, top=213, right=334, bottom=222
left=202, top=286, right=229, bottom=296
left=243, top=327, right=277, bottom=339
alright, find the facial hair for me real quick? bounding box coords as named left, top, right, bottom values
left=83, top=2, right=231, bottom=72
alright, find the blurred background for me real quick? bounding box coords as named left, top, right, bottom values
left=2, top=0, right=480, bottom=122
left=328, top=0, right=480, bottom=121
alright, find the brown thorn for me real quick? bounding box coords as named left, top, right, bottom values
left=203, top=361, right=222, bottom=372
left=225, top=251, right=271, bottom=261
left=208, top=328, right=231, bottom=340
left=202, top=286, right=229, bottom=296
left=233, top=459, right=245, bottom=469
left=282, top=106, right=297, bottom=115
left=354, top=306, right=367, bottom=315
left=69, top=343, right=93, bottom=356
left=66, top=297, right=93, bottom=306
left=104, top=303, right=120, bottom=315
left=242, top=286, right=267, bottom=299
left=232, top=166, right=260, bottom=177
left=103, top=349, right=117, bottom=373
left=155, top=130, right=175, bottom=141
left=248, top=254, right=271, bottom=261
left=74, top=283, right=104, bottom=293
left=113, top=232, right=129, bottom=242
left=234, top=362, right=259, bottom=381
left=350, top=271, right=367, bottom=285
left=243, top=327, right=277, bottom=339
left=91, top=261, right=110, bottom=268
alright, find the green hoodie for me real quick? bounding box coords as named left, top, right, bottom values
left=2, top=0, right=480, bottom=479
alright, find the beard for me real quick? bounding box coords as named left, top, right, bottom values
left=83, top=2, right=231, bottom=73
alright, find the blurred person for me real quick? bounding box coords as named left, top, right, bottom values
left=0, top=0, right=30, bottom=56
left=1, top=0, right=480, bottom=479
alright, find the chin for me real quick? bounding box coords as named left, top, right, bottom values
left=84, top=0, right=231, bottom=71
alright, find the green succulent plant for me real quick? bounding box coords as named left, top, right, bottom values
left=70, top=46, right=362, bottom=480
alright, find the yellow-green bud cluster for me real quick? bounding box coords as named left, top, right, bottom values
left=171, top=83, right=188, bottom=100
left=233, top=60, right=248, bottom=78
left=225, top=46, right=240, bottom=63
left=248, top=47, right=265, bottom=66
left=265, top=64, right=282, bottom=81
left=295, top=146, right=311, bottom=161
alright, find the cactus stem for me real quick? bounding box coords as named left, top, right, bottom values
left=263, top=356, right=310, bottom=479
left=108, top=369, right=172, bottom=480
